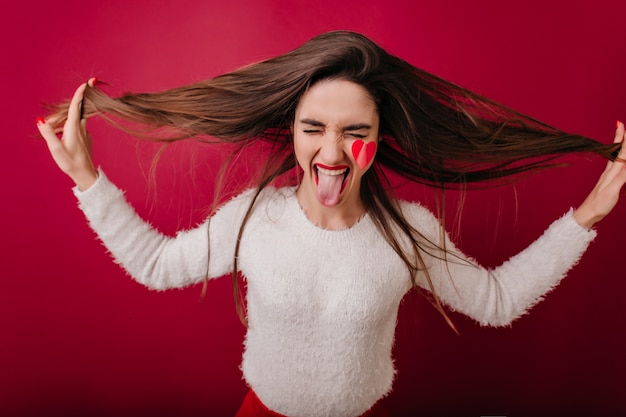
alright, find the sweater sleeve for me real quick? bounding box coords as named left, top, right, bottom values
left=73, top=170, right=245, bottom=290
left=406, top=203, right=596, bottom=326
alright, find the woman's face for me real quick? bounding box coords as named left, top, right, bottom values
left=293, top=79, right=380, bottom=215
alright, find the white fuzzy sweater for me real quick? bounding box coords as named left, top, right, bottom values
left=74, top=171, right=596, bottom=417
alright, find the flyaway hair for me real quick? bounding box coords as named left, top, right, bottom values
left=48, top=30, right=620, bottom=332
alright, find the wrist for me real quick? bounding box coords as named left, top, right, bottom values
left=73, top=169, right=98, bottom=191
left=573, top=206, right=602, bottom=229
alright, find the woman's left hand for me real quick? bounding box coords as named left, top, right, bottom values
left=574, top=121, right=626, bottom=228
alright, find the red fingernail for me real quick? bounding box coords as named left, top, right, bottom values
left=617, top=120, right=621, bottom=129
left=90, top=77, right=98, bottom=86
left=36, top=117, right=46, bottom=125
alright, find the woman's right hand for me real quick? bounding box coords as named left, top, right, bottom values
left=573, top=120, right=626, bottom=229
left=37, top=78, right=98, bottom=191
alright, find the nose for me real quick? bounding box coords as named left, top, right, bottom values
left=318, top=132, right=345, bottom=164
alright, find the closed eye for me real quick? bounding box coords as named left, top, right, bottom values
left=303, top=129, right=323, bottom=134
left=348, top=133, right=367, bottom=139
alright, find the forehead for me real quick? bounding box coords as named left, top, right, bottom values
left=296, top=79, right=378, bottom=124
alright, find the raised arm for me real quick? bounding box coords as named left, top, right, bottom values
left=421, top=209, right=595, bottom=327
left=37, top=81, right=241, bottom=289
left=70, top=172, right=243, bottom=290
left=411, top=121, right=624, bottom=327
left=407, top=199, right=595, bottom=327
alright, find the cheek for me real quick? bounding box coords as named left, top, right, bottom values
left=293, top=137, right=312, bottom=168
left=351, top=140, right=377, bottom=170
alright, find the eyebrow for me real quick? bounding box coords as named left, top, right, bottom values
left=300, top=118, right=371, bottom=131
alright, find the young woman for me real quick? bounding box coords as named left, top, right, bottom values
left=36, top=31, right=626, bottom=417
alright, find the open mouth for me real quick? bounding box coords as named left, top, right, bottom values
left=314, top=163, right=350, bottom=191
left=313, top=163, right=350, bottom=206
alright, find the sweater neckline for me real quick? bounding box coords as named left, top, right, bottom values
left=285, top=187, right=373, bottom=236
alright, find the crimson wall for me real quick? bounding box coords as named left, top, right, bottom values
left=3, top=1, right=625, bottom=416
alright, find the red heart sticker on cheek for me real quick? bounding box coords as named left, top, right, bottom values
left=351, top=140, right=377, bottom=170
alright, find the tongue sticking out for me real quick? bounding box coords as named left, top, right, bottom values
left=316, top=170, right=345, bottom=206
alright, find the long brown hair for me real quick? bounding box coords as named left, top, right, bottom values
left=49, top=30, right=620, bottom=331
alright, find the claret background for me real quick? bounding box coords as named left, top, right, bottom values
left=3, top=0, right=625, bottom=416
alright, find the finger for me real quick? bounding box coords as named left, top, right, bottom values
left=604, top=121, right=626, bottom=170
left=36, top=118, right=64, bottom=153
left=614, top=120, right=626, bottom=163
left=67, top=82, right=89, bottom=125
left=64, top=82, right=92, bottom=146
left=613, top=120, right=624, bottom=144
left=79, top=78, right=98, bottom=130
left=81, top=77, right=98, bottom=118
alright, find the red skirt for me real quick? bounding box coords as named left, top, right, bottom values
left=235, top=389, right=390, bottom=417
